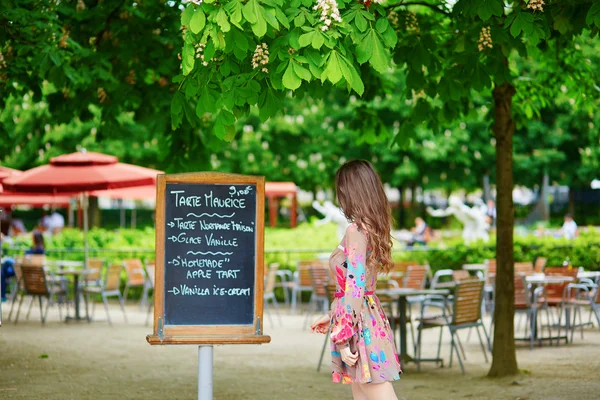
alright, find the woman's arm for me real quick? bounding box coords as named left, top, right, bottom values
left=330, top=223, right=368, bottom=348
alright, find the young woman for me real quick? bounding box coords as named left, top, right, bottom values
left=311, top=160, right=401, bottom=400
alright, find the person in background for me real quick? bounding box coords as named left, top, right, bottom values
left=26, top=230, right=46, bottom=255
left=39, top=211, right=51, bottom=232
left=485, top=199, right=497, bottom=227
left=9, top=217, right=27, bottom=236
left=48, top=210, right=65, bottom=234
left=2, top=231, right=46, bottom=302
left=408, top=217, right=432, bottom=246
left=561, top=214, right=578, bottom=240
left=1, top=235, right=15, bottom=302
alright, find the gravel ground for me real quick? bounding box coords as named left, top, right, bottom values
left=1, top=301, right=600, bottom=400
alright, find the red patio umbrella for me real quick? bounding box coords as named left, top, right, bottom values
left=0, top=166, right=22, bottom=182
left=3, top=152, right=161, bottom=193
left=91, top=184, right=157, bottom=201
left=3, top=150, right=162, bottom=266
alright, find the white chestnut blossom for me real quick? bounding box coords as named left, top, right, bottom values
left=478, top=26, right=492, bottom=52
left=313, top=0, right=342, bottom=31
left=194, top=43, right=208, bottom=66
left=527, top=0, right=544, bottom=12
left=388, top=11, right=399, bottom=28
left=406, top=12, right=420, bottom=34
left=252, top=43, right=269, bottom=73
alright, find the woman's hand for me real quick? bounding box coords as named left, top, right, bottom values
left=340, top=346, right=358, bottom=366
left=310, top=314, right=330, bottom=334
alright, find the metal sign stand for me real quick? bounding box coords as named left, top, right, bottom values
left=198, top=345, right=213, bottom=400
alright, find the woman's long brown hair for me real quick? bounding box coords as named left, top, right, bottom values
left=335, top=160, right=393, bottom=273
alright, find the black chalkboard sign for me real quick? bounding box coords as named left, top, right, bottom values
left=147, top=173, right=270, bottom=345
left=164, top=183, right=256, bottom=326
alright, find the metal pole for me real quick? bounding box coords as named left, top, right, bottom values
left=198, top=345, right=213, bottom=400
left=83, top=193, right=89, bottom=269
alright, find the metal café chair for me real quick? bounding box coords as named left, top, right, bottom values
left=123, top=259, right=147, bottom=307
left=145, top=261, right=156, bottom=327
left=83, top=263, right=127, bottom=325
left=304, top=265, right=330, bottom=329
left=264, top=263, right=283, bottom=327
left=416, top=279, right=490, bottom=374
left=14, top=264, right=68, bottom=325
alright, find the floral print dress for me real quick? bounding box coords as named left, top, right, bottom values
left=329, top=223, right=402, bottom=384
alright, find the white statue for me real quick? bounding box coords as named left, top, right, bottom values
left=427, top=195, right=490, bottom=244
left=312, top=200, right=350, bottom=240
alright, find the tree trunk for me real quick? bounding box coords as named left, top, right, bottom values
left=568, top=187, right=575, bottom=218
left=488, top=81, right=518, bottom=377
left=541, top=173, right=550, bottom=221
left=483, top=174, right=492, bottom=202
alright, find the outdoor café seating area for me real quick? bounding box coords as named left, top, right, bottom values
left=3, top=255, right=155, bottom=326
left=268, top=258, right=600, bottom=374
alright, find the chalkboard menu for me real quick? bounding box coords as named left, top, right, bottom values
left=147, top=172, right=270, bottom=345
left=164, top=183, right=256, bottom=326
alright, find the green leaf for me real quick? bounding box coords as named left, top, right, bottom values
left=243, top=0, right=267, bottom=36
left=312, top=32, right=324, bottom=49
left=356, top=29, right=390, bottom=73
left=375, top=17, right=389, bottom=34
left=294, top=13, right=305, bottom=27
left=355, top=12, right=368, bottom=32
left=233, top=28, right=248, bottom=52
left=526, top=23, right=546, bottom=47
left=243, top=0, right=258, bottom=24
left=293, top=62, right=312, bottom=82
left=553, top=15, right=571, bottom=35
left=322, top=52, right=343, bottom=85
left=49, top=52, right=61, bottom=66
left=225, top=0, right=244, bottom=29
left=381, top=24, right=398, bottom=48
left=196, top=88, right=216, bottom=116
left=183, top=102, right=197, bottom=128
left=356, top=32, right=373, bottom=64
left=477, top=0, right=503, bottom=21
left=275, top=7, right=290, bottom=29
left=289, top=29, right=301, bottom=49
left=510, top=12, right=534, bottom=38
left=369, top=33, right=390, bottom=74
left=299, top=31, right=315, bottom=48
left=171, top=92, right=185, bottom=115
left=216, top=9, right=231, bottom=32
left=346, top=60, right=364, bottom=96
left=182, top=42, right=195, bottom=76
left=181, top=5, right=194, bottom=27
left=587, top=3, right=600, bottom=28
left=184, top=79, right=199, bottom=99
left=283, top=61, right=302, bottom=90
left=204, top=40, right=216, bottom=61
left=264, top=9, right=280, bottom=30
left=259, top=89, right=281, bottom=121
left=190, top=9, right=206, bottom=34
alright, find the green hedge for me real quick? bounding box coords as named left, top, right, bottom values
left=5, top=224, right=600, bottom=301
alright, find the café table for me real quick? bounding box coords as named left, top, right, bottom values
left=49, top=260, right=84, bottom=269
left=524, top=274, right=575, bottom=345
left=526, top=274, right=574, bottom=285
left=577, top=271, right=600, bottom=281
left=379, top=288, right=451, bottom=367
left=54, top=269, right=93, bottom=322
left=462, top=264, right=487, bottom=272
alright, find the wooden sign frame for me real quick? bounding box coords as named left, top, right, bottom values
left=147, top=172, right=270, bottom=345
